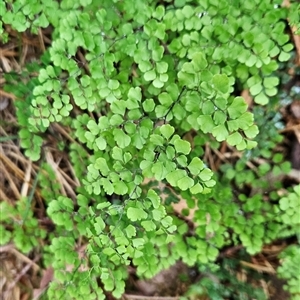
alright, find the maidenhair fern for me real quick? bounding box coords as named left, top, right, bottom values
left=2, top=0, right=300, bottom=298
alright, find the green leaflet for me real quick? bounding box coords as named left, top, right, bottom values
left=173, top=138, right=191, bottom=154
left=127, top=207, right=148, bottom=221
left=94, top=158, right=110, bottom=176
left=227, top=97, right=248, bottom=119
left=166, top=169, right=187, bottom=186
left=212, top=74, right=230, bottom=94
left=188, top=157, right=204, bottom=175
left=160, top=124, right=175, bottom=139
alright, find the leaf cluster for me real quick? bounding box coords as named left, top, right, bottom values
left=0, top=198, right=46, bottom=253
left=2, top=0, right=299, bottom=298
left=277, top=244, right=300, bottom=299
left=183, top=258, right=267, bottom=300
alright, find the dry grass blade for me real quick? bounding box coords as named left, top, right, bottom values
left=52, top=123, right=76, bottom=144
left=0, top=146, right=26, bottom=180
left=66, top=159, right=80, bottom=186
left=20, top=161, right=32, bottom=198
left=37, top=28, right=46, bottom=52
left=0, top=187, right=12, bottom=202
left=0, top=247, right=40, bottom=300
left=240, top=261, right=276, bottom=274
left=44, top=149, right=77, bottom=199
left=21, top=167, right=40, bottom=225
left=0, top=89, right=16, bottom=100
left=280, top=123, right=300, bottom=133
left=260, top=279, right=270, bottom=299
left=4, top=255, right=40, bottom=296
left=9, top=249, right=40, bottom=272
left=0, top=158, right=21, bottom=200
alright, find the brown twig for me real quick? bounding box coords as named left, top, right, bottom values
left=4, top=254, right=41, bottom=297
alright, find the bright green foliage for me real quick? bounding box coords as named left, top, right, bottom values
left=218, top=125, right=295, bottom=254
left=277, top=245, right=300, bottom=299
left=279, top=185, right=300, bottom=228
left=39, top=162, right=64, bottom=203
left=2, top=0, right=300, bottom=298
left=0, top=198, right=46, bottom=253
left=288, top=1, right=300, bottom=34
left=4, top=53, right=55, bottom=161
left=183, top=259, right=267, bottom=300
left=278, top=185, right=300, bottom=238
left=0, top=0, right=59, bottom=38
